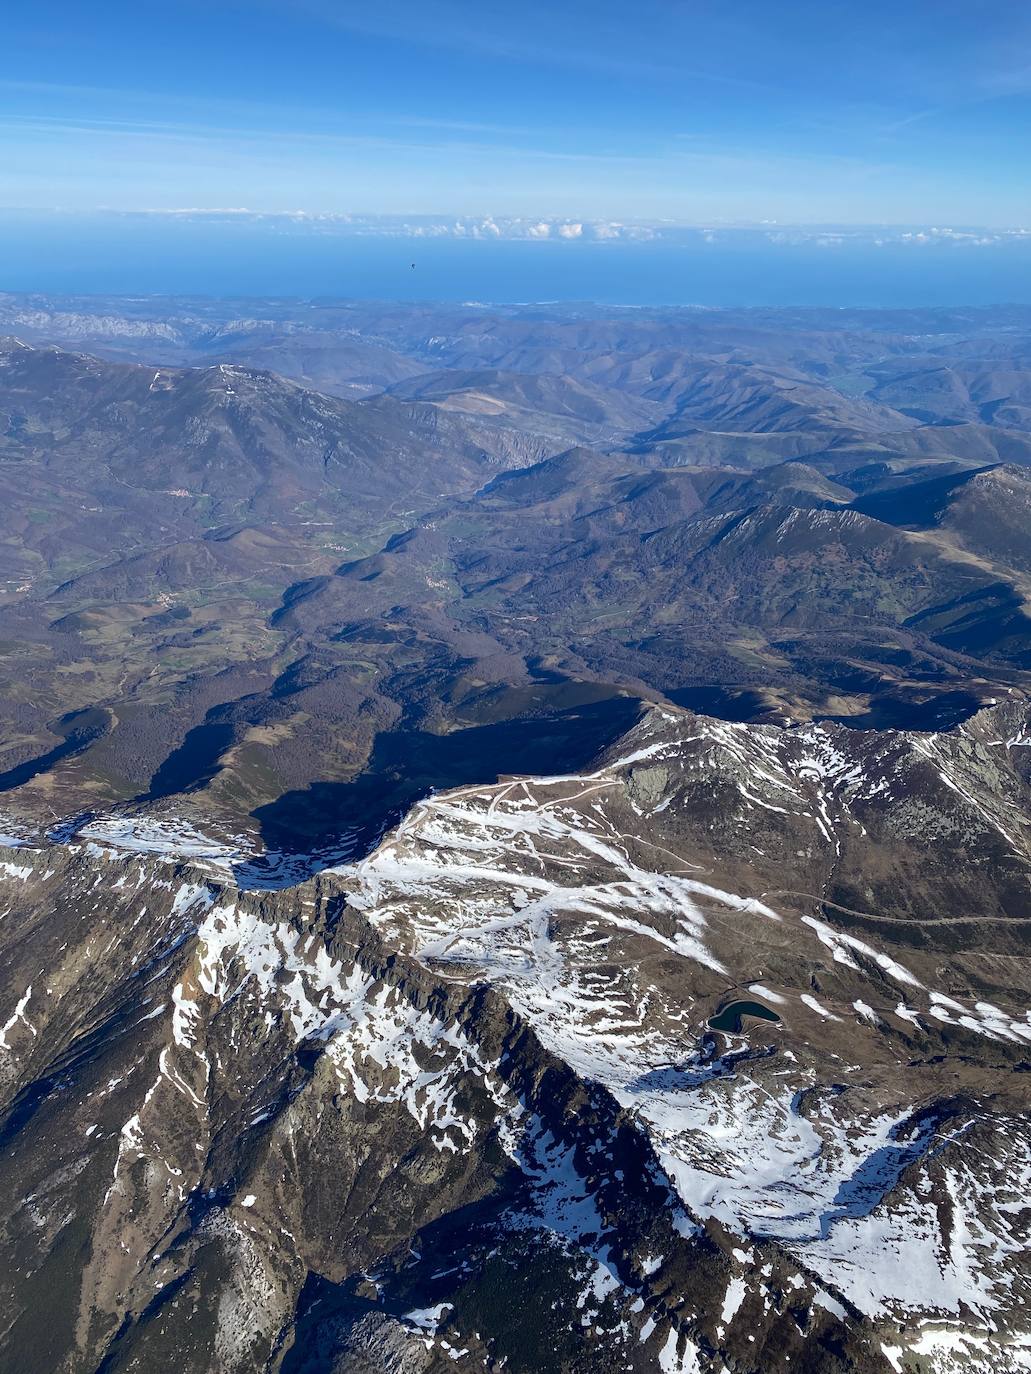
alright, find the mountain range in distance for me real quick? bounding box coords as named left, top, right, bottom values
left=0, top=294, right=1029, bottom=849
left=0, top=291, right=1029, bottom=1374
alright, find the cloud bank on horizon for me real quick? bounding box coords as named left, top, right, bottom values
left=1, top=0, right=1028, bottom=228
left=61, top=210, right=1031, bottom=250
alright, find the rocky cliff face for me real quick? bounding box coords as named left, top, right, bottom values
left=0, top=702, right=1029, bottom=1374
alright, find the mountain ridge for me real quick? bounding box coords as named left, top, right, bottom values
left=0, top=698, right=1028, bottom=1371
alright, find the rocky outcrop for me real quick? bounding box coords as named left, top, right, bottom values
left=0, top=702, right=1029, bottom=1372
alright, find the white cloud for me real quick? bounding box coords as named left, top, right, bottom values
left=899, top=226, right=1002, bottom=248
left=103, top=208, right=1031, bottom=251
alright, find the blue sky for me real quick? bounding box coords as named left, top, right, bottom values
left=2, top=0, right=1030, bottom=226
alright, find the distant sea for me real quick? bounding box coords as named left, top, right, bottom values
left=1, top=213, right=1030, bottom=308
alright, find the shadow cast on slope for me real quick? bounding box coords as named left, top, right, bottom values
left=251, top=696, right=643, bottom=860
left=140, top=720, right=237, bottom=801
left=0, top=708, right=110, bottom=793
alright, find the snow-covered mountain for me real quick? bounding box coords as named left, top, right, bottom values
left=1, top=702, right=1028, bottom=1373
